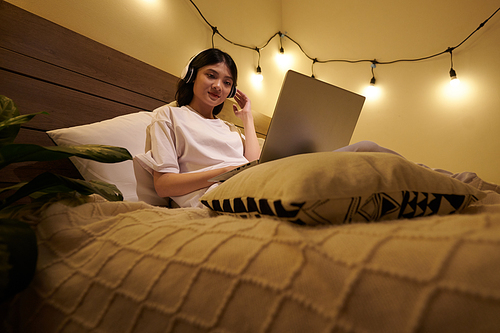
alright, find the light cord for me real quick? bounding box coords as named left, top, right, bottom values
left=188, top=0, right=500, bottom=77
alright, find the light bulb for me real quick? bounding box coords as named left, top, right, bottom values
left=363, top=84, right=381, bottom=100
left=253, top=66, right=263, bottom=83
left=364, top=72, right=380, bottom=100
left=449, top=68, right=460, bottom=87
left=275, top=52, right=292, bottom=70
left=450, top=77, right=460, bottom=87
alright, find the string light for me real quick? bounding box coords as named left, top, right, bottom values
left=363, top=62, right=381, bottom=100
left=449, top=68, right=460, bottom=86
left=364, top=84, right=381, bottom=100
left=447, top=48, right=460, bottom=87
left=188, top=0, right=499, bottom=85
left=253, top=48, right=264, bottom=81
left=370, top=61, right=377, bottom=86
left=255, top=65, right=263, bottom=82
left=279, top=31, right=285, bottom=54
left=274, top=32, right=293, bottom=70
left=275, top=51, right=292, bottom=71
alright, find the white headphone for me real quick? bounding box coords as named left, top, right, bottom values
left=180, top=50, right=237, bottom=98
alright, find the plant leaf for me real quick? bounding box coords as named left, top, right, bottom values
left=0, top=144, right=132, bottom=169
left=0, top=95, right=49, bottom=147
left=0, top=95, right=20, bottom=147
left=0, top=96, right=19, bottom=122
left=0, top=183, right=25, bottom=195
left=0, top=112, right=48, bottom=131
left=0, top=172, right=123, bottom=209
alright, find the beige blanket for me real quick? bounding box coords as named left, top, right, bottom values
left=5, top=192, right=500, bottom=333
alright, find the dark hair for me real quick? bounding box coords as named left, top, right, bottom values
left=175, top=48, right=238, bottom=116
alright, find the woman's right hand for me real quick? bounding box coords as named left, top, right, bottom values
left=232, top=89, right=253, bottom=121
left=153, top=164, right=243, bottom=198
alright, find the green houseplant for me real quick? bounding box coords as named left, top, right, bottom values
left=0, top=95, right=132, bottom=302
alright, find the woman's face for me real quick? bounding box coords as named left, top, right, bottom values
left=190, top=62, right=234, bottom=115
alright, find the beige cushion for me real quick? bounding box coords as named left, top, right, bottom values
left=201, top=152, right=486, bottom=225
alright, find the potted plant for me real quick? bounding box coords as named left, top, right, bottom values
left=0, top=95, right=132, bottom=302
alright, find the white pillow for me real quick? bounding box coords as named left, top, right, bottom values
left=47, top=112, right=154, bottom=201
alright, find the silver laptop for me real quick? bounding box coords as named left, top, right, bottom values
left=209, top=69, right=365, bottom=182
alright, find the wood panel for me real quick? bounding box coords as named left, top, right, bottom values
left=0, top=69, right=164, bottom=131
left=0, top=1, right=177, bottom=103
left=0, top=48, right=165, bottom=111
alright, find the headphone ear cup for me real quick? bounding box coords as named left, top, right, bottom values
left=227, top=86, right=236, bottom=99
left=182, top=66, right=195, bottom=84
left=181, top=50, right=205, bottom=84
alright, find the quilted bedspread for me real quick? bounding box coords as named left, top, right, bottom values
left=5, top=195, right=500, bottom=333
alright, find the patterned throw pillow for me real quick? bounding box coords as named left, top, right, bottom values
left=201, top=152, right=485, bottom=226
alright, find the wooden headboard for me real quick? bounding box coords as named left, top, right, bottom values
left=0, top=2, right=270, bottom=188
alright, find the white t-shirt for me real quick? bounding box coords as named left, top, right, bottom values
left=135, top=104, right=248, bottom=207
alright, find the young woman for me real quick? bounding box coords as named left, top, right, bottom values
left=135, top=48, right=407, bottom=208
left=135, top=48, right=261, bottom=208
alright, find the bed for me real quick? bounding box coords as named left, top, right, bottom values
left=2, top=3, right=500, bottom=332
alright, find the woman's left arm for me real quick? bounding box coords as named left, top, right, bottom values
left=232, top=89, right=261, bottom=161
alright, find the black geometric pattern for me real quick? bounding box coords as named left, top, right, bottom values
left=201, top=191, right=479, bottom=226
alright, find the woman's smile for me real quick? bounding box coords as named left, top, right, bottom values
left=208, top=90, right=221, bottom=100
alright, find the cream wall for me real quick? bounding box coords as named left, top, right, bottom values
left=6, top=0, right=500, bottom=184
left=282, top=0, right=500, bottom=186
